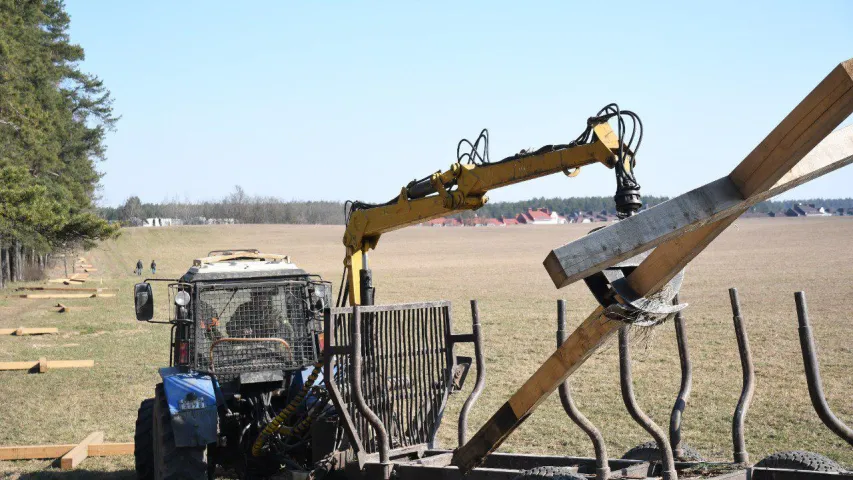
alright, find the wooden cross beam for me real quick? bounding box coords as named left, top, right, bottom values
left=452, top=57, right=853, bottom=472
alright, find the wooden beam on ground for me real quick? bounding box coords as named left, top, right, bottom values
left=0, top=327, right=59, bottom=336
left=21, top=293, right=114, bottom=299
left=60, top=431, right=104, bottom=470
left=0, top=359, right=93, bottom=372
left=453, top=57, right=853, bottom=472
left=544, top=123, right=853, bottom=287
left=17, top=286, right=104, bottom=292
left=0, top=442, right=133, bottom=461
left=89, top=442, right=134, bottom=456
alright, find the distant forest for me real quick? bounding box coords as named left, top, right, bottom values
left=100, top=186, right=853, bottom=226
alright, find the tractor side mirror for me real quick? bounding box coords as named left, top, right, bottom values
left=134, top=283, right=154, bottom=321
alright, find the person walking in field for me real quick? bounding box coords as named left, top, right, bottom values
left=150, top=259, right=157, bottom=275
left=135, top=259, right=143, bottom=276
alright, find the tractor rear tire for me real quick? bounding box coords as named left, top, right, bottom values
left=755, top=451, right=843, bottom=472
left=512, top=466, right=585, bottom=480
left=621, top=441, right=705, bottom=462
left=153, top=384, right=208, bottom=480
left=135, top=397, right=155, bottom=480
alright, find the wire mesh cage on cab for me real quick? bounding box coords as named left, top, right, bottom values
left=188, top=280, right=324, bottom=379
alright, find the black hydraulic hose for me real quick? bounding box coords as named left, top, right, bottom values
left=557, top=300, right=610, bottom=480
left=794, top=291, right=853, bottom=446
left=669, top=295, right=692, bottom=459
left=729, top=288, right=754, bottom=464
left=619, top=326, right=677, bottom=480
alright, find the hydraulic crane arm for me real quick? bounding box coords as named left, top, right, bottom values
left=341, top=108, right=642, bottom=306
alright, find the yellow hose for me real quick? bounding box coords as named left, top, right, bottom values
left=251, top=362, right=323, bottom=456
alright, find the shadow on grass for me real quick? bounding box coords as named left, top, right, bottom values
left=18, top=470, right=135, bottom=480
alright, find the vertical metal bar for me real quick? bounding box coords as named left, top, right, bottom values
left=350, top=305, right=390, bottom=470
left=459, top=300, right=487, bottom=447
left=669, top=294, right=692, bottom=459
left=404, top=308, right=416, bottom=446
left=380, top=310, right=391, bottom=440
left=795, top=291, right=853, bottom=446
left=323, top=309, right=366, bottom=463
left=427, top=306, right=440, bottom=442
left=391, top=310, right=406, bottom=442
left=619, top=326, right=677, bottom=480
left=557, top=300, right=609, bottom=480
left=730, top=288, right=754, bottom=464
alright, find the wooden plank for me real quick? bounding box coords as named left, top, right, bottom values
left=17, top=286, right=102, bottom=292
left=0, top=359, right=93, bottom=372
left=0, top=442, right=133, bottom=461
left=21, top=294, right=95, bottom=299
left=455, top=57, right=853, bottom=472
left=48, top=360, right=94, bottom=369
left=60, top=431, right=104, bottom=470
left=544, top=124, right=853, bottom=288
left=0, top=444, right=76, bottom=460
left=731, top=59, right=853, bottom=197
left=0, top=361, right=39, bottom=371
left=6, top=328, right=59, bottom=336
left=88, top=442, right=134, bottom=456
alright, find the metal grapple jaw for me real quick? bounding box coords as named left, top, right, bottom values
left=584, top=250, right=687, bottom=327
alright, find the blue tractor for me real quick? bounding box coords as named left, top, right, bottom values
left=133, top=250, right=334, bottom=479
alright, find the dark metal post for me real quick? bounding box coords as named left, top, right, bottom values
left=795, top=291, right=853, bottom=446
left=557, top=300, right=610, bottom=480
left=458, top=300, right=486, bottom=447
left=360, top=252, right=375, bottom=306
left=350, top=305, right=391, bottom=477
left=669, top=295, right=692, bottom=459
left=619, top=326, right=677, bottom=480
left=730, top=288, right=754, bottom=464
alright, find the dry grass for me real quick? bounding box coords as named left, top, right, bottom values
left=1, top=218, right=852, bottom=477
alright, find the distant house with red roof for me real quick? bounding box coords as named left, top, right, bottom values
left=500, top=216, right=519, bottom=225
left=444, top=217, right=463, bottom=227
left=517, top=208, right=567, bottom=225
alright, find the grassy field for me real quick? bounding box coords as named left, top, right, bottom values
left=2, top=218, right=852, bottom=478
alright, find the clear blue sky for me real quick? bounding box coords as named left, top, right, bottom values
left=65, top=1, right=853, bottom=207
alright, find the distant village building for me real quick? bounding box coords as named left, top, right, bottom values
left=516, top=208, right=567, bottom=225
left=143, top=217, right=182, bottom=227
left=792, top=204, right=832, bottom=217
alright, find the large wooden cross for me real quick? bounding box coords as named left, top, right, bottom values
left=452, top=58, right=853, bottom=471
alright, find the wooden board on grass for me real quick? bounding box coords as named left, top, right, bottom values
left=0, top=442, right=133, bottom=461
left=60, top=432, right=104, bottom=470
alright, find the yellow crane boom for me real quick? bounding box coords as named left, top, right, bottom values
left=341, top=110, right=640, bottom=305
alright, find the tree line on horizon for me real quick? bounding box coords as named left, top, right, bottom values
left=0, top=1, right=119, bottom=288
left=102, top=186, right=853, bottom=226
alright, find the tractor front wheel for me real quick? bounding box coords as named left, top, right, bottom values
left=152, top=384, right=208, bottom=480
left=134, top=398, right=155, bottom=480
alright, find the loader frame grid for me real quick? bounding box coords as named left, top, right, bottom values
left=324, top=301, right=454, bottom=457
left=190, top=280, right=318, bottom=379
